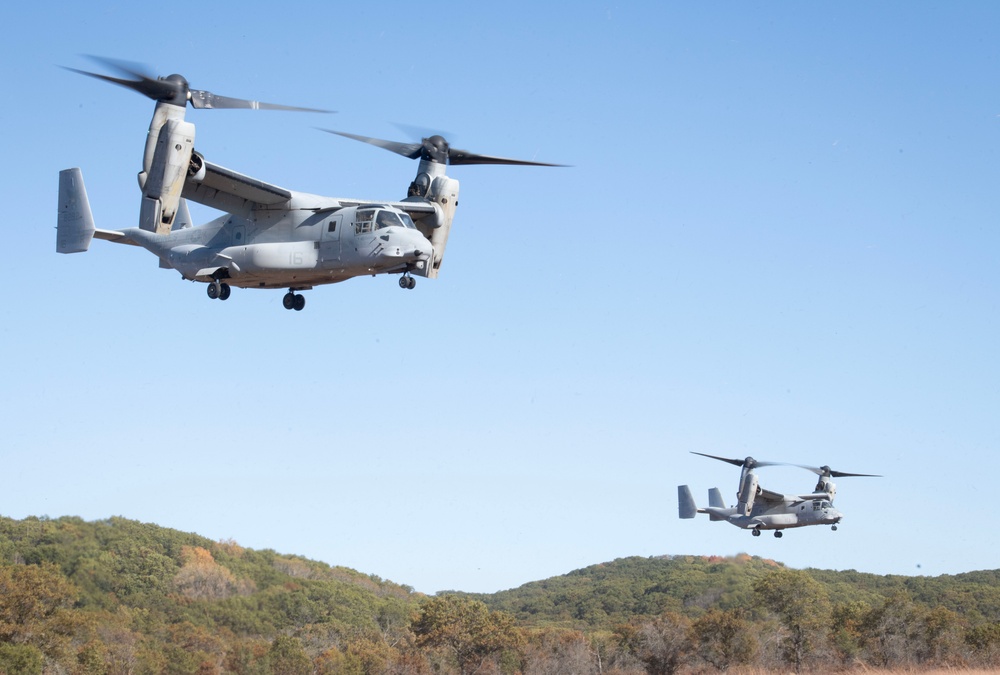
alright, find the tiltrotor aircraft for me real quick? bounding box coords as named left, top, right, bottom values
left=678, top=451, right=880, bottom=537
left=56, top=58, right=559, bottom=310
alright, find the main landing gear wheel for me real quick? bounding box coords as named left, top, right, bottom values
left=207, top=281, right=231, bottom=301
left=774, top=531, right=783, bottom=538
left=752, top=529, right=761, bottom=537
left=399, top=275, right=416, bottom=290
left=283, top=292, right=306, bottom=311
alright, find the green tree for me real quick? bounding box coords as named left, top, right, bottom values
left=966, top=622, right=1000, bottom=667
left=413, top=596, right=522, bottom=675
left=830, top=600, right=870, bottom=664
left=917, top=605, right=966, bottom=667
left=858, top=592, right=920, bottom=668
left=0, top=644, right=44, bottom=675
left=267, top=636, right=311, bottom=675
left=690, top=609, right=756, bottom=672
left=753, top=569, right=830, bottom=672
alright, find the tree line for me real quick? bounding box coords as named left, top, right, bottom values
left=2, top=516, right=1000, bottom=674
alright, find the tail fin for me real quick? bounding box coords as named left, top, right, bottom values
left=678, top=485, right=698, bottom=519
left=57, top=168, right=96, bottom=253
left=707, top=488, right=727, bottom=521
left=709, top=488, right=725, bottom=508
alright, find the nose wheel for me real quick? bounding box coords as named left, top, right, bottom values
left=207, top=280, right=231, bottom=301
left=282, top=291, right=306, bottom=311
left=399, top=274, right=416, bottom=290
left=774, top=531, right=783, bottom=538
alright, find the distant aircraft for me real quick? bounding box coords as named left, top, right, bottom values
left=678, top=452, right=879, bottom=537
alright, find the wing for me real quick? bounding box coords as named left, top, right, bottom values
left=757, top=487, right=792, bottom=505
left=759, top=487, right=832, bottom=506
left=183, top=159, right=292, bottom=215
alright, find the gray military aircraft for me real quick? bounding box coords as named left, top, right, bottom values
left=678, top=452, right=880, bottom=537
left=56, top=58, right=559, bottom=310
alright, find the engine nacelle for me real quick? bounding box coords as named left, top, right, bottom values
left=139, top=118, right=195, bottom=234
left=737, top=472, right=759, bottom=516
left=421, top=175, right=459, bottom=278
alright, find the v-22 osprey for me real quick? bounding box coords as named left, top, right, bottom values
left=56, top=58, right=560, bottom=311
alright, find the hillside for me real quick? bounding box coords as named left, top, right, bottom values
left=473, top=555, right=1000, bottom=630
left=4, top=515, right=1000, bottom=674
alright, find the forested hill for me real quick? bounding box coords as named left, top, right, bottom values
left=469, top=554, right=1000, bottom=629
left=5, top=515, right=1000, bottom=674
left=0, top=514, right=417, bottom=636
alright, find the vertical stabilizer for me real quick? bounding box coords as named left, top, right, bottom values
left=678, top=485, right=698, bottom=519
left=707, top=487, right=727, bottom=521
left=57, top=168, right=96, bottom=253
left=709, top=488, right=725, bottom=508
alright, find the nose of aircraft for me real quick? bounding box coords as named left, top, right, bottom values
left=410, top=230, right=434, bottom=263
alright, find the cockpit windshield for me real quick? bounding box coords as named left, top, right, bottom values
left=355, top=207, right=417, bottom=234
left=375, top=209, right=416, bottom=230
left=398, top=211, right=416, bottom=229
left=376, top=210, right=403, bottom=230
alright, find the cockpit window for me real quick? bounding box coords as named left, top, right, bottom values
left=376, top=210, right=404, bottom=230
left=355, top=209, right=376, bottom=234
left=398, top=212, right=417, bottom=229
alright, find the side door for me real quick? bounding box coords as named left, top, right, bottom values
left=319, top=213, right=342, bottom=266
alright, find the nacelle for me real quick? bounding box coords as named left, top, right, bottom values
left=139, top=117, right=195, bottom=234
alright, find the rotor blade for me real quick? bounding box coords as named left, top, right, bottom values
left=69, top=56, right=330, bottom=112
left=320, top=130, right=423, bottom=159
left=691, top=451, right=782, bottom=469
left=690, top=452, right=744, bottom=467
left=189, top=89, right=331, bottom=112
left=63, top=66, right=177, bottom=101
left=793, top=464, right=882, bottom=478
left=447, top=148, right=566, bottom=167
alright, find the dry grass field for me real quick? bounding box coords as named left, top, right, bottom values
left=709, top=669, right=1000, bottom=674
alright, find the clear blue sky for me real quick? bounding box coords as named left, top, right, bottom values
left=2, top=2, right=998, bottom=594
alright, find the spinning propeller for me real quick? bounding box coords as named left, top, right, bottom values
left=793, top=464, right=882, bottom=479
left=690, top=452, right=782, bottom=470
left=321, top=129, right=564, bottom=167
left=64, top=56, right=330, bottom=112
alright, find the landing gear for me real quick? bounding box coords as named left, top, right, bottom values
left=752, top=528, right=761, bottom=537
left=399, top=274, right=416, bottom=290
left=207, top=280, right=231, bottom=301
left=831, top=525, right=838, bottom=531
left=774, top=531, right=783, bottom=538
left=283, top=291, right=306, bottom=311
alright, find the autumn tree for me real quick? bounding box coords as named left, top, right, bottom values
left=917, top=605, right=966, bottom=667
left=857, top=592, right=920, bottom=668
left=690, top=609, right=756, bottom=672
left=752, top=568, right=830, bottom=672
left=412, top=596, right=522, bottom=675
left=523, top=629, right=597, bottom=675
left=965, top=622, right=1000, bottom=667
left=830, top=600, right=870, bottom=665
left=0, top=562, right=78, bottom=662
left=173, top=546, right=254, bottom=601
left=619, top=612, right=691, bottom=675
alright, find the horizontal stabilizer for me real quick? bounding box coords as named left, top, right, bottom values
left=57, top=168, right=95, bottom=253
